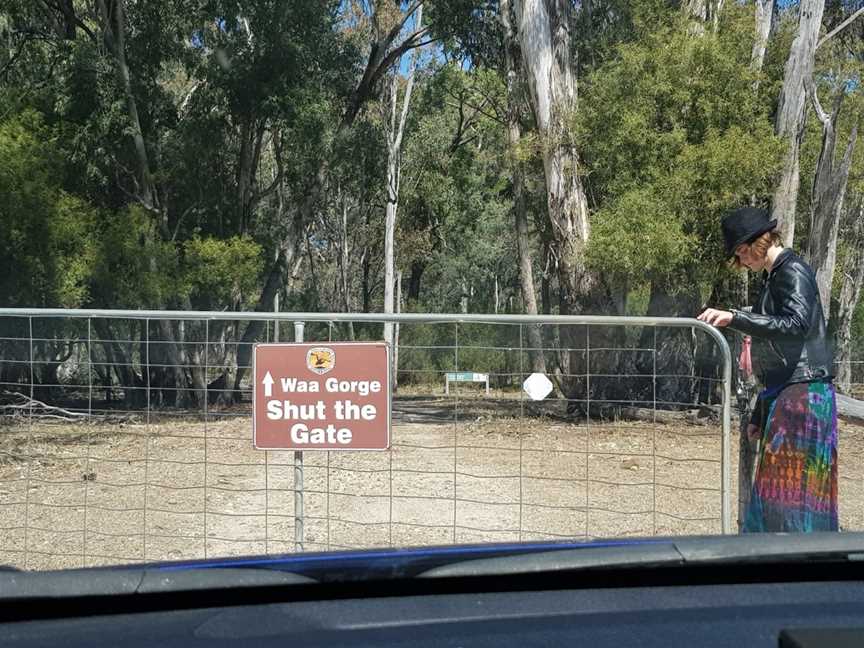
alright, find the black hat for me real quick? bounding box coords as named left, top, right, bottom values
left=721, top=207, right=777, bottom=258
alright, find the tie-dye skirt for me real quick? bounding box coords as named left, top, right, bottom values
left=742, top=380, right=839, bottom=533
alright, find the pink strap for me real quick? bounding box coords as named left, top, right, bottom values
left=739, top=336, right=752, bottom=380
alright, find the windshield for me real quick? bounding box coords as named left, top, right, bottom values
left=1, top=0, right=862, bottom=574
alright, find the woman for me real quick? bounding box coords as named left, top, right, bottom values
left=698, top=206, right=838, bottom=533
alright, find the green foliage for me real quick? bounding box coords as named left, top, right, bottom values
left=90, top=206, right=181, bottom=308
left=426, top=0, right=503, bottom=70
left=51, top=194, right=100, bottom=307
left=0, top=0, right=861, bottom=373
left=183, top=236, right=263, bottom=308
left=578, top=6, right=785, bottom=284
left=587, top=188, right=695, bottom=281
left=397, top=64, right=515, bottom=313
left=574, top=0, right=677, bottom=77
left=396, top=321, right=520, bottom=387
left=0, top=110, right=98, bottom=307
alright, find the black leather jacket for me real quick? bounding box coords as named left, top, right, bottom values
left=730, top=249, right=833, bottom=389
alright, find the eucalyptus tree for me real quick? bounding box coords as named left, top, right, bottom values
left=751, top=0, right=778, bottom=74
left=770, top=0, right=826, bottom=245
left=804, top=80, right=858, bottom=321
left=380, top=4, right=425, bottom=354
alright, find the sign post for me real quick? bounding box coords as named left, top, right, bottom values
left=253, top=332, right=392, bottom=551
left=293, top=322, right=303, bottom=553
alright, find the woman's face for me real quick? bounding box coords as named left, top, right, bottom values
left=734, top=241, right=766, bottom=272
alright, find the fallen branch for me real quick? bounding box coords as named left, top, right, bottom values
left=617, top=406, right=716, bottom=426
left=1, top=390, right=89, bottom=420
left=0, top=390, right=136, bottom=424
left=838, top=393, right=864, bottom=425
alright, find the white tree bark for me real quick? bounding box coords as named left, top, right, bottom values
left=340, top=192, right=356, bottom=340
left=494, top=275, right=499, bottom=314
left=804, top=85, right=858, bottom=323
left=770, top=0, right=826, bottom=246
left=516, top=0, right=591, bottom=318
left=713, top=0, right=724, bottom=31
left=684, top=0, right=724, bottom=34
left=685, top=0, right=708, bottom=34
left=383, top=5, right=422, bottom=353
left=394, top=270, right=402, bottom=391
left=502, top=0, right=547, bottom=374
left=751, top=0, right=776, bottom=74
left=460, top=278, right=469, bottom=314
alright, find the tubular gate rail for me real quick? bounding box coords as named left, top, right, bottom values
left=0, top=309, right=734, bottom=570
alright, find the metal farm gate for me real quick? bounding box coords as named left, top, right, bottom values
left=0, top=309, right=734, bottom=570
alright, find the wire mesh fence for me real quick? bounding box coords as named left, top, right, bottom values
left=835, top=358, right=864, bottom=400
left=834, top=355, right=864, bottom=536
left=0, top=309, right=744, bottom=570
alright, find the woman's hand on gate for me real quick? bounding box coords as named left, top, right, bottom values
left=697, top=308, right=733, bottom=328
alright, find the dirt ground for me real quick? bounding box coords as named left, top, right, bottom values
left=2, top=395, right=863, bottom=571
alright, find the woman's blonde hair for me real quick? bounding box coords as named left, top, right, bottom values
left=729, top=230, right=783, bottom=270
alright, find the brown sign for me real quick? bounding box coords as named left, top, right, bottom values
left=253, top=342, right=391, bottom=450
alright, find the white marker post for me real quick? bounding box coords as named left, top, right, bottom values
left=523, top=373, right=554, bottom=401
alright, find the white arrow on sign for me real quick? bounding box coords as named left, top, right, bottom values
left=262, top=371, right=274, bottom=398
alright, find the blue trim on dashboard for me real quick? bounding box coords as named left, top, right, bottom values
left=152, top=538, right=666, bottom=572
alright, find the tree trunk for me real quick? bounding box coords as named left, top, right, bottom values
left=394, top=270, right=402, bottom=391
left=407, top=260, right=424, bottom=304
left=751, top=0, right=777, bottom=75
left=57, top=0, right=80, bottom=40
left=186, top=320, right=208, bottom=408
left=804, top=86, right=858, bottom=323
left=833, top=195, right=864, bottom=395
left=96, top=0, right=161, bottom=219
left=460, top=278, right=469, bottom=314
left=211, top=321, right=238, bottom=406
left=684, top=0, right=724, bottom=34
left=541, top=243, right=552, bottom=316
left=637, top=280, right=703, bottom=406
left=342, top=1, right=428, bottom=128
left=236, top=117, right=266, bottom=235
left=383, top=145, right=399, bottom=347
left=362, top=246, right=372, bottom=313
left=686, top=0, right=709, bottom=21
left=383, top=5, right=423, bottom=352
left=770, top=0, right=826, bottom=247
left=517, top=0, right=591, bottom=304
left=503, top=0, right=546, bottom=375
left=233, top=211, right=305, bottom=395
left=96, top=0, right=198, bottom=408
left=339, top=196, right=356, bottom=340
left=160, top=319, right=191, bottom=408
left=517, top=0, right=599, bottom=399
left=94, top=320, right=145, bottom=408
left=685, top=0, right=708, bottom=34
